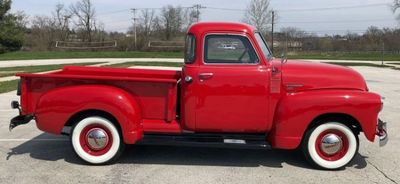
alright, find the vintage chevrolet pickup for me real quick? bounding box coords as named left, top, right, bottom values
left=9, top=22, right=387, bottom=169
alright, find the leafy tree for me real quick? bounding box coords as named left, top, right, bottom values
left=0, top=0, right=25, bottom=53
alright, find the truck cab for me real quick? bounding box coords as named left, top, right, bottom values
left=10, top=22, right=387, bottom=170
left=181, top=23, right=277, bottom=133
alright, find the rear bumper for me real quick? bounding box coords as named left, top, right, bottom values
left=377, top=119, right=388, bottom=147
left=9, top=100, right=34, bottom=131
left=9, top=114, right=34, bottom=131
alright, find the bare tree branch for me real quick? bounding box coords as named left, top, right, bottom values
left=70, top=0, right=96, bottom=42
left=159, top=5, right=183, bottom=40
left=243, top=0, right=273, bottom=34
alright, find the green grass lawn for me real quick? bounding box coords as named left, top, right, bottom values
left=0, top=80, right=19, bottom=94
left=0, top=62, right=103, bottom=93
left=105, top=61, right=183, bottom=68
left=1, top=58, right=398, bottom=94
left=287, top=52, right=400, bottom=61
left=0, top=61, right=181, bottom=94
left=325, top=62, right=392, bottom=67
left=0, top=62, right=104, bottom=77
left=387, top=63, right=400, bottom=65
left=0, top=51, right=183, bottom=61
left=0, top=51, right=399, bottom=61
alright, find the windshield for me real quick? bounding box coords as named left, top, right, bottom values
left=254, top=32, right=273, bottom=61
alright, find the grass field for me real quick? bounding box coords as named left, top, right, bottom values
left=325, top=62, right=392, bottom=67
left=0, top=61, right=181, bottom=93
left=0, top=51, right=399, bottom=61
left=1, top=60, right=399, bottom=94
left=0, top=51, right=183, bottom=60
left=105, top=61, right=183, bottom=68
left=0, top=62, right=104, bottom=77
left=287, top=52, right=400, bottom=61
left=0, top=80, right=19, bottom=94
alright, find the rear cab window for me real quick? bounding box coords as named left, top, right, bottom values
left=204, top=34, right=259, bottom=64
left=185, top=34, right=196, bottom=64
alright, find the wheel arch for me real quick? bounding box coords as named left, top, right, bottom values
left=64, top=109, right=122, bottom=135
left=34, top=85, right=144, bottom=144
left=268, top=89, right=381, bottom=150
left=305, top=113, right=362, bottom=137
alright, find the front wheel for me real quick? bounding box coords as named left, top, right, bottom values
left=302, top=122, right=359, bottom=170
left=71, top=116, right=125, bottom=164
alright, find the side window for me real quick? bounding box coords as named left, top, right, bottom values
left=204, top=35, right=258, bottom=64
left=184, top=34, right=196, bottom=64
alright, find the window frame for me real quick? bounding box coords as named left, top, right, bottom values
left=184, top=33, right=196, bottom=64
left=202, top=33, right=260, bottom=65
left=254, top=32, right=273, bottom=61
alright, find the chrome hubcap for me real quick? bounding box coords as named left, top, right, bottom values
left=86, top=128, right=109, bottom=150
left=320, top=133, right=343, bottom=155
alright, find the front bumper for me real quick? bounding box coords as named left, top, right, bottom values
left=377, top=119, right=388, bottom=147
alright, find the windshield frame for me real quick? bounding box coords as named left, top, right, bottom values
left=254, top=32, right=273, bottom=62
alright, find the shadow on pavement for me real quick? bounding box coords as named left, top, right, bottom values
left=6, top=133, right=368, bottom=170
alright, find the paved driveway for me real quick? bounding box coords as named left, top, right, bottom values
left=0, top=66, right=399, bottom=184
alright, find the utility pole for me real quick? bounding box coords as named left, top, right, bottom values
left=63, top=15, right=71, bottom=41
left=131, top=8, right=138, bottom=50
left=381, top=41, right=385, bottom=66
left=271, top=11, right=275, bottom=54
left=193, top=4, right=204, bottom=22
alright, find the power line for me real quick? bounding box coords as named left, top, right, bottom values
left=278, top=18, right=394, bottom=24
left=206, top=3, right=389, bottom=13
left=205, top=7, right=246, bottom=12
left=277, top=3, right=389, bottom=12
left=98, top=9, right=130, bottom=16
left=98, top=2, right=391, bottom=17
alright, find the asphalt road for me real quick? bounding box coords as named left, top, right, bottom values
left=0, top=66, right=399, bottom=184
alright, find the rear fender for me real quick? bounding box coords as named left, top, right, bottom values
left=268, top=90, right=381, bottom=149
left=34, top=85, right=143, bottom=144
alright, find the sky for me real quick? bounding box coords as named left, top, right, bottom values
left=11, top=0, right=399, bottom=35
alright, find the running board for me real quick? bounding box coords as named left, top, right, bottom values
left=137, top=133, right=271, bottom=149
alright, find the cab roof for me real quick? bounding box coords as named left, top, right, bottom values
left=187, top=22, right=257, bottom=35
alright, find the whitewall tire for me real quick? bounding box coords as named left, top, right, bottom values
left=302, top=122, right=359, bottom=170
left=71, top=116, right=124, bottom=164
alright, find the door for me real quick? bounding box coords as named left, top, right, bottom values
left=195, top=34, right=270, bottom=133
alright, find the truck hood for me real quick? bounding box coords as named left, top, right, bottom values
left=280, top=60, right=367, bottom=92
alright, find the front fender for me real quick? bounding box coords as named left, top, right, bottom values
left=34, top=85, right=143, bottom=144
left=268, top=90, right=381, bottom=149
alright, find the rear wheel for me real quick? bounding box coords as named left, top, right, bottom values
left=302, top=122, right=359, bottom=170
left=71, top=116, right=125, bottom=164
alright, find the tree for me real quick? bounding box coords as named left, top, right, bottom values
left=393, top=0, right=400, bottom=23
left=159, top=5, right=183, bottom=40
left=53, top=3, right=71, bottom=41
left=27, top=15, right=57, bottom=51
left=70, top=0, right=96, bottom=42
left=243, top=0, right=273, bottom=34
left=280, top=27, right=306, bottom=52
left=182, top=7, right=199, bottom=30
left=139, top=9, right=155, bottom=42
left=24, top=3, right=71, bottom=51
left=0, top=0, right=25, bottom=53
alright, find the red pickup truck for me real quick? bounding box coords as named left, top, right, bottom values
left=10, top=22, right=387, bottom=170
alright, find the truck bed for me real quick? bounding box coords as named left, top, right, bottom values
left=17, top=66, right=182, bottom=123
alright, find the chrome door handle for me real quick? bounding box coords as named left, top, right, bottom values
left=199, top=73, right=214, bottom=81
